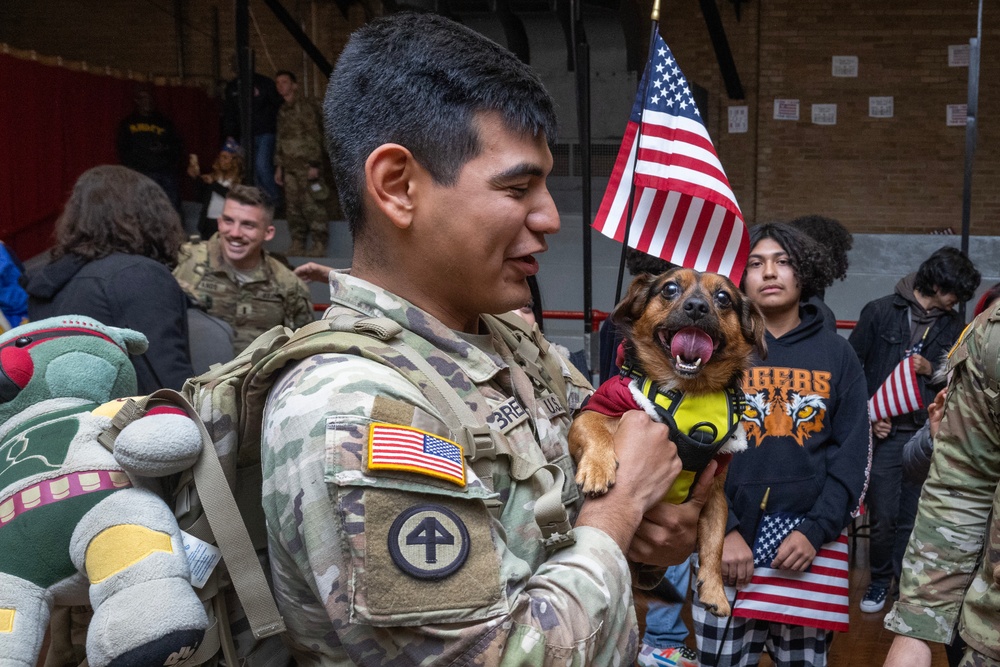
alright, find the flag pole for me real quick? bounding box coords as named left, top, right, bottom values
left=613, top=0, right=662, bottom=305
left=959, top=0, right=983, bottom=322
left=713, top=486, right=770, bottom=665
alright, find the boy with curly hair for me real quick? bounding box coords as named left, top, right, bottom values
left=693, top=223, right=871, bottom=667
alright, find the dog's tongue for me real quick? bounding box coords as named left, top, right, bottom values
left=670, top=327, right=714, bottom=364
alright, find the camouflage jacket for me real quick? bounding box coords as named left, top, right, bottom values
left=275, top=95, right=323, bottom=171
left=172, top=236, right=313, bottom=355
left=884, top=305, right=1000, bottom=659
left=259, top=271, right=641, bottom=666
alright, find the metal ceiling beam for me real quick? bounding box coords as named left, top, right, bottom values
left=698, top=0, right=744, bottom=100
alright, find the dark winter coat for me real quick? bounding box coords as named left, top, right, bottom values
left=25, top=253, right=194, bottom=394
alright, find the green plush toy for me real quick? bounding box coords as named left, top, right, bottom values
left=0, top=316, right=208, bottom=667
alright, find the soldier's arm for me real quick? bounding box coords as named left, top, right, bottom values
left=262, top=355, right=644, bottom=666
left=884, top=324, right=1000, bottom=644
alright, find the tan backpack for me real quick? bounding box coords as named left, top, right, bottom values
left=95, top=312, right=580, bottom=665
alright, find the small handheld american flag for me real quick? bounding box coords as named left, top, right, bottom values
left=868, top=355, right=924, bottom=422
left=592, top=31, right=748, bottom=283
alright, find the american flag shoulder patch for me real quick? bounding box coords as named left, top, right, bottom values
left=368, top=423, right=466, bottom=486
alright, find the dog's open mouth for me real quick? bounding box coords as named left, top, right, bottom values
left=658, top=326, right=717, bottom=376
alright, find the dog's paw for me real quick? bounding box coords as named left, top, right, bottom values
left=697, top=576, right=732, bottom=617
left=574, top=455, right=618, bottom=496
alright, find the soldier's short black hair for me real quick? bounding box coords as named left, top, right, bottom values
left=744, top=222, right=837, bottom=300
left=324, top=12, right=557, bottom=239
left=914, top=246, right=981, bottom=303
left=225, top=184, right=275, bottom=224
left=275, top=70, right=296, bottom=83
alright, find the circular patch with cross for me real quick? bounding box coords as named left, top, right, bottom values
left=387, top=504, right=469, bottom=580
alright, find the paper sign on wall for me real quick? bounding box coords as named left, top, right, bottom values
left=948, top=44, right=970, bottom=67
left=832, top=56, right=859, bottom=77
left=773, top=99, right=800, bottom=121
left=947, top=104, right=967, bottom=127
left=728, top=106, right=749, bottom=133
left=869, top=97, right=894, bottom=118
left=812, top=104, right=837, bottom=125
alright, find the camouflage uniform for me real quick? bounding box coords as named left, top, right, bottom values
left=172, top=235, right=314, bottom=355
left=884, top=304, right=1000, bottom=666
left=275, top=95, right=328, bottom=255
left=260, top=271, right=642, bottom=666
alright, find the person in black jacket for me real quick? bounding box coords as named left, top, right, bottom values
left=848, top=246, right=980, bottom=614
left=221, top=61, right=281, bottom=204
left=116, top=86, right=183, bottom=212
left=24, top=165, right=195, bottom=394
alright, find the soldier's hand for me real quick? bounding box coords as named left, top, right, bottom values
left=294, top=261, right=335, bottom=283
left=608, top=411, right=681, bottom=514
left=576, top=411, right=680, bottom=556
left=274, top=166, right=284, bottom=186
left=927, top=388, right=947, bottom=439
left=628, top=459, right=716, bottom=566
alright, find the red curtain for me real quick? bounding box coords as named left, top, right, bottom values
left=0, top=53, right=221, bottom=260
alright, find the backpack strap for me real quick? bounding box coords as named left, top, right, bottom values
left=98, top=389, right=286, bottom=648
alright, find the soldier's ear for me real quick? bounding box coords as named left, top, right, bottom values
left=365, top=144, right=416, bottom=230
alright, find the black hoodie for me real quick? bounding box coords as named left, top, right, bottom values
left=726, top=304, right=871, bottom=550
left=24, top=253, right=193, bottom=394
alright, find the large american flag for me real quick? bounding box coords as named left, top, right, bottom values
left=367, top=423, right=466, bottom=486
left=593, top=31, right=748, bottom=283
left=868, top=355, right=924, bottom=422
left=732, top=512, right=851, bottom=632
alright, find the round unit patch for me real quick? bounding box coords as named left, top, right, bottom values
left=387, top=504, right=469, bottom=580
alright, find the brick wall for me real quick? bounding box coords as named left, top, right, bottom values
left=649, top=0, right=1000, bottom=237
left=2, top=0, right=998, bottom=237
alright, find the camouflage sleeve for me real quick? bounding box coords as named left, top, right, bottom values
left=262, top=354, right=637, bottom=666
left=285, top=280, right=315, bottom=329
left=884, top=323, right=1000, bottom=645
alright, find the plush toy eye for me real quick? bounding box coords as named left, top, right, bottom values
left=661, top=282, right=682, bottom=299
left=14, top=337, right=31, bottom=348
left=714, top=291, right=733, bottom=308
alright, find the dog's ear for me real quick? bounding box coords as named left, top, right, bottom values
left=739, top=294, right=768, bottom=359
left=611, top=272, right=659, bottom=329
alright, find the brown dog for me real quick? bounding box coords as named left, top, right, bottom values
left=569, top=267, right=766, bottom=616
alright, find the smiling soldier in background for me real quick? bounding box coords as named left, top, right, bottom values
left=173, top=184, right=313, bottom=355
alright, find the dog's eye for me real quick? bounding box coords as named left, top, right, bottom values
left=661, top=282, right=681, bottom=299
left=714, top=291, right=733, bottom=308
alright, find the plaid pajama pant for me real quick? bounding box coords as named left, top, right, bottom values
left=692, top=589, right=833, bottom=667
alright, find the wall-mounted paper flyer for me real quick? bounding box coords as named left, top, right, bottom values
left=773, top=99, right=800, bottom=121
left=812, top=104, right=837, bottom=125
left=728, top=106, right=749, bottom=133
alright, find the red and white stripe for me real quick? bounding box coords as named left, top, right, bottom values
left=868, top=356, right=924, bottom=421
left=733, top=531, right=851, bottom=632
left=593, top=111, right=748, bottom=282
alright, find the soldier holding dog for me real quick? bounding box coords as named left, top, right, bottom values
left=259, top=13, right=710, bottom=665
